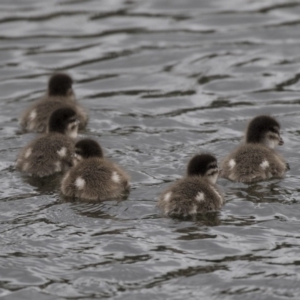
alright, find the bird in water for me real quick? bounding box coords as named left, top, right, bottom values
left=16, top=107, right=79, bottom=177
left=158, top=153, right=224, bottom=217
left=61, top=138, right=130, bottom=201
left=20, top=73, right=88, bottom=133
left=221, top=115, right=288, bottom=183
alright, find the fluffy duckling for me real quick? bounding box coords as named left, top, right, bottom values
left=20, top=73, right=88, bottom=133
left=16, top=107, right=79, bottom=177
left=158, top=154, right=224, bottom=217
left=61, top=139, right=130, bottom=201
left=221, top=115, right=288, bottom=183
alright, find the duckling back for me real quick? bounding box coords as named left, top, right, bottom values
left=221, top=143, right=287, bottom=183
left=16, top=133, right=74, bottom=177
left=158, top=176, right=223, bottom=217
left=61, top=157, right=130, bottom=201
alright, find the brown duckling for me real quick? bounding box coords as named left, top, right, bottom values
left=20, top=73, right=88, bottom=133
left=158, top=154, right=224, bottom=217
left=61, top=139, right=130, bottom=201
left=16, top=107, right=79, bottom=177
left=221, top=115, right=288, bottom=183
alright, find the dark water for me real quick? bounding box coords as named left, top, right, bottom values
left=1, top=0, right=300, bottom=299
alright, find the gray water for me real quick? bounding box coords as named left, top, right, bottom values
left=1, top=0, right=300, bottom=299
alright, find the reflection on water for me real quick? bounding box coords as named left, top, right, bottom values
left=1, top=0, right=300, bottom=299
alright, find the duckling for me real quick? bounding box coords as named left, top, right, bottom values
left=158, top=154, right=224, bottom=217
left=20, top=73, right=88, bottom=133
left=221, top=115, right=288, bottom=183
left=16, top=107, right=79, bottom=177
left=61, top=139, right=130, bottom=201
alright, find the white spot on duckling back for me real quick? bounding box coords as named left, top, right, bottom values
left=163, top=192, right=172, bottom=202
left=228, top=159, right=236, bottom=169
left=29, top=110, right=37, bottom=121
left=54, top=161, right=61, bottom=172
left=112, top=171, right=120, bottom=183
left=195, top=192, right=205, bottom=202
left=75, top=177, right=85, bottom=190
left=24, top=148, right=32, bottom=158
left=189, top=204, right=198, bottom=215
left=23, top=162, right=29, bottom=172
left=260, top=160, right=269, bottom=170
left=57, top=147, right=67, bottom=158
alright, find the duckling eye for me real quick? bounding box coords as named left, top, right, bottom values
left=268, top=133, right=278, bottom=140
left=69, top=117, right=76, bottom=123
left=75, top=150, right=82, bottom=155
left=209, top=163, right=217, bottom=169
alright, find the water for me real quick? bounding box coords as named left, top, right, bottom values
left=1, top=0, right=300, bottom=299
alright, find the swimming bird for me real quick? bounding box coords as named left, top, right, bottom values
left=221, top=115, right=288, bottom=183
left=158, top=153, right=224, bottom=217
left=61, top=139, right=130, bottom=201
left=16, top=107, right=79, bottom=177
left=20, top=73, right=88, bottom=133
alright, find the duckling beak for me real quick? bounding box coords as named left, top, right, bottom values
left=279, top=137, right=284, bottom=146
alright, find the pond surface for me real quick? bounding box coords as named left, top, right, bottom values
left=1, top=0, right=300, bottom=299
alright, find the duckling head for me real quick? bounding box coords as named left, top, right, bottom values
left=187, top=153, right=219, bottom=184
left=48, top=73, right=73, bottom=97
left=246, top=115, right=283, bottom=149
left=48, top=107, right=79, bottom=138
left=74, top=139, right=103, bottom=162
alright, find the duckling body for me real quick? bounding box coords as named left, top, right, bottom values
left=221, top=115, right=287, bottom=183
left=158, top=154, right=223, bottom=217
left=16, top=107, right=79, bottom=177
left=61, top=139, right=130, bottom=201
left=221, top=144, right=286, bottom=182
left=158, top=177, right=223, bottom=217
left=16, top=133, right=74, bottom=177
left=20, top=73, right=88, bottom=133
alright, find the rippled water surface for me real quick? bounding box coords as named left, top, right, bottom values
left=1, top=0, right=300, bottom=299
